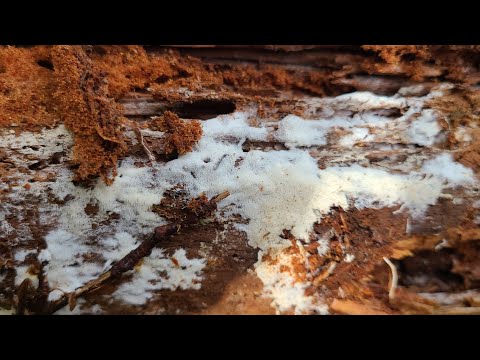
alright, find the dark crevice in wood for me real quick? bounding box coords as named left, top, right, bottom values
left=397, top=249, right=466, bottom=293
left=36, top=60, right=54, bottom=71
left=171, top=99, right=236, bottom=120
left=120, top=95, right=236, bottom=120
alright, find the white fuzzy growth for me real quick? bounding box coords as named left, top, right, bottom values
left=46, top=164, right=169, bottom=237
left=273, top=114, right=385, bottom=149
left=421, top=153, right=476, bottom=185
left=255, top=251, right=328, bottom=315
left=273, top=98, right=444, bottom=150
left=100, top=232, right=140, bottom=270
left=228, top=149, right=326, bottom=249
left=14, top=265, right=39, bottom=288
left=0, top=124, right=72, bottom=161
left=332, top=91, right=406, bottom=110
left=318, top=164, right=445, bottom=217
left=0, top=124, right=74, bottom=243
left=133, top=111, right=473, bottom=250
left=88, top=304, right=103, bottom=315
left=42, top=229, right=190, bottom=309
left=53, top=299, right=103, bottom=315
left=113, top=248, right=206, bottom=305
left=316, top=235, right=331, bottom=256
left=275, top=115, right=329, bottom=147
left=54, top=298, right=86, bottom=315
left=339, top=127, right=372, bottom=147
left=14, top=249, right=36, bottom=262
left=48, top=289, right=64, bottom=302
left=39, top=230, right=139, bottom=293
left=406, top=110, right=442, bottom=146
left=0, top=212, right=15, bottom=236
left=202, top=113, right=268, bottom=141
left=40, top=230, right=102, bottom=292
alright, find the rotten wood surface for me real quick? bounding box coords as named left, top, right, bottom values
left=2, top=45, right=480, bottom=315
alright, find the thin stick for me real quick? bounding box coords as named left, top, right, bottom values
left=46, top=191, right=229, bottom=315
left=47, top=223, right=178, bottom=314
left=313, top=262, right=337, bottom=285
left=383, top=257, right=398, bottom=301
left=339, top=212, right=348, bottom=230
left=213, top=191, right=230, bottom=203
left=134, top=126, right=156, bottom=162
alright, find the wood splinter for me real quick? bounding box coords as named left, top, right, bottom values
left=383, top=257, right=398, bottom=301
left=46, top=191, right=230, bottom=315
left=134, top=126, right=156, bottom=163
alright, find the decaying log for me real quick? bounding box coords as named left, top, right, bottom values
left=2, top=45, right=480, bottom=315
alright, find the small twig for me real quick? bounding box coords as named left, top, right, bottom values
left=339, top=212, right=348, bottom=230
left=110, top=223, right=180, bottom=278
left=213, top=191, right=230, bottom=203
left=46, top=191, right=229, bottom=315
left=134, top=126, right=156, bottom=162
left=313, top=261, right=337, bottom=286
left=47, top=223, right=179, bottom=314
left=383, top=257, right=398, bottom=301
left=213, top=154, right=228, bottom=171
